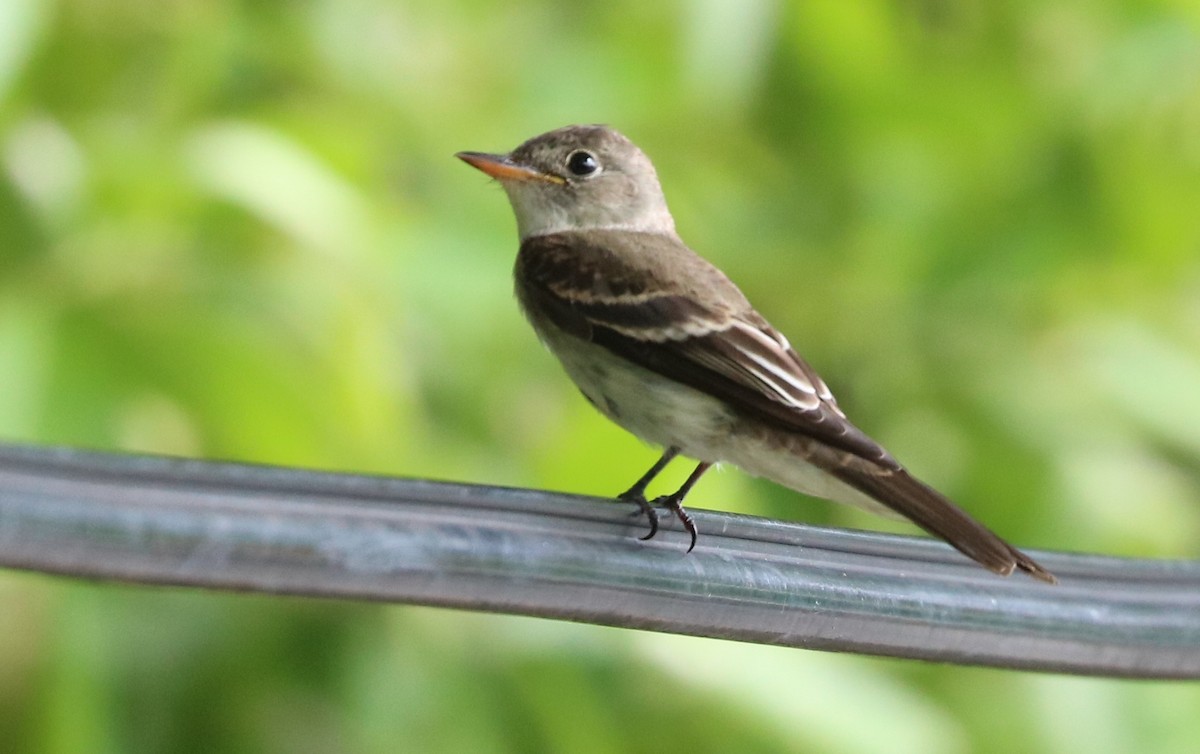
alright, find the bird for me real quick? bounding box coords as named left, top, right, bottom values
left=456, top=124, right=1054, bottom=582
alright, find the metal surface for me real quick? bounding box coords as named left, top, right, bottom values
left=0, top=442, right=1196, bottom=677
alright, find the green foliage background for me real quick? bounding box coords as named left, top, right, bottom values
left=2, top=0, right=1199, bottom=751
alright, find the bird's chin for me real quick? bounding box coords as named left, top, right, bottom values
left=506, top=189, right=575, bottom=241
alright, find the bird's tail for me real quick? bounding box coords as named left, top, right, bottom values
left=828, top=465, right=1056, bottom=583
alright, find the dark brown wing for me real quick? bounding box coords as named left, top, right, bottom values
left=518, top=231, right=898, bottom=465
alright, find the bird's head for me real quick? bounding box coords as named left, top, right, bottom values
left=457, top=124, right=675, bottom=240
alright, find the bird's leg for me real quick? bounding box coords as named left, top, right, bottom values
left=617, top=446, right=680, bottom=541
left=652, top=461, right=712, bottom=553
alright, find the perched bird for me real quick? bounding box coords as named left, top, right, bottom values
left=457, top=124, right=1054, bottom=582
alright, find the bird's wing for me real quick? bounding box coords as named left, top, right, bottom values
left=517, top=231, right=897, bottom=466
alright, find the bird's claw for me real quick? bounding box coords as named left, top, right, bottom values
left=650, top=494, right=698, bottom=553
left=618, top=490, right=659, bottom=540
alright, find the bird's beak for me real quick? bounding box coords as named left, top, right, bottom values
left=455, top=152, right=565, bottom=184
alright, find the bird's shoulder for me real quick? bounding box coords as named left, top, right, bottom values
left=517, top=230, right=748, bottom=312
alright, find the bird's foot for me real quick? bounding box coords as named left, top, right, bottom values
left=651, top=494, right=698, bottom=553
left=617, top=489, right=659, bottom=541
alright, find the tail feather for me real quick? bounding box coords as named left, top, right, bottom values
left=828, top=465, right=1056, bottom=583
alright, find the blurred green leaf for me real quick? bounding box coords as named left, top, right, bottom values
left=2, top=1, right=1199, bottom=752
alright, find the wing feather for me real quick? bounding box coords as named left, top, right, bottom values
left=517, top=232, right=896, bottom=466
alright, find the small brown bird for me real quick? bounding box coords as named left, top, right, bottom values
left=458, top=124, right=1054, bottom=582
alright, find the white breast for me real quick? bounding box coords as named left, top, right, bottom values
left=535, top=323, right=736, bottom=458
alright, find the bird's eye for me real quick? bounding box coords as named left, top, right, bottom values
left=566, top=150, right=600, bottom=176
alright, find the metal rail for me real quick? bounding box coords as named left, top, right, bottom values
left=0, top=442, right=1196, bottom=678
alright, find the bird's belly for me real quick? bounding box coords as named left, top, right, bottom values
left=537, top=329, right=736, bottom=458
left=719, top=432, right=893, bottom=516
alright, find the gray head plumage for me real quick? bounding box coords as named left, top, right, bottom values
left=460, top=125, right=676, bottom=240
